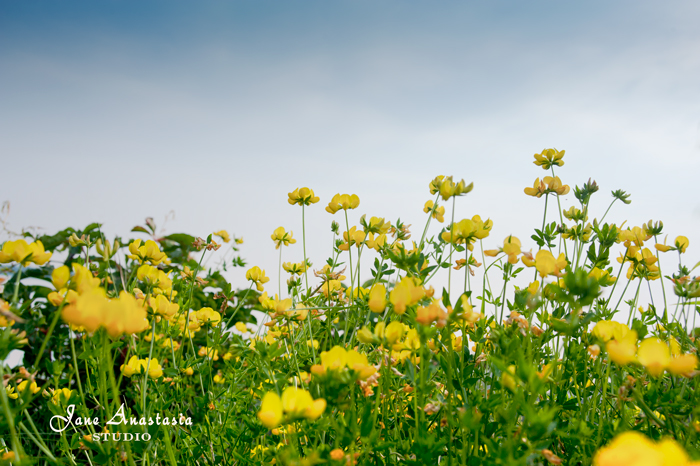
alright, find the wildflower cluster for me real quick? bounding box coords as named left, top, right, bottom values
left=1, top=150, right=699, bottom=465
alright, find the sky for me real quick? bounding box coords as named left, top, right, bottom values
left=1, top=1, right=699, bottom=319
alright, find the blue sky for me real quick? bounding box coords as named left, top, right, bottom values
left=1, top=1, right=699, bottom=300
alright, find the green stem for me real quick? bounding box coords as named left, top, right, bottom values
left=302, top=204, right=309, bottom=294
left=142, top=318, right=157, bottom=413
left=447, top=196, right=456, bottom=295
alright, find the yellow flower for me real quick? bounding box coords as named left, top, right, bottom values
left=357, top=326, right=376, bottom=344
left=213, top=230, right=231, bottom=243
left=441, top=218, right=476, bottom=245
left=637, top=338, right=671, bottom=377
left=127, top=239, right=167, bottom=265
left=423, top=200, right=445, bottom=223
left=282, top=261, right=307, bottom=275
left=675, top=236, right=689, bottom=253
left=535, top=250, right=567, bottom=277
left=592, top=321, right=631, bottom=342
left=606, top=331, right=637, bottom=366
left=50, top=388, right=74, bottom=406
left=17, top=380, right=40, bottom=394
left=360, top=215, right=391, bottom=235
left=668, top=354, right=698, bottom=377
left=0, top=239, right=52, bottom=266
left=213, top=373, right=225, bottom=384
left=384, top=321, right=405, bottom=344
left=258, top=392, right=283, bottom=428
left=102, top=292, right=150, bottom=338
left=61, top=289, right=149, bottom=337
left=235, top=322, right=249, bottom=334
left=271, top=227, right=296, bottom=249
left=433, top=176, right=473, bottom=201
left=473, top=215, right=493, bottom=240
left=311, top=346, right=376, bottom=380
left=326, top=193, right=360, bottom=214
left=593, top=431, right=662, bottom=466
left=502, top=236, right=521, bottom=264
left=196, top=307, right=222, bottom=326
left=524, top=178, right=547, bottom=197
left=246, top=266, right=270, bottom=291
left=357, top=232, right=381, bottom=252
left=533, top=148, right=565, bottom=169
left=501, top=365, right=517, bottom=391
left=416, top=302, right=447, bottom=327
left=321, top=279, right=342, bottom=297
left=338, top=226, right=365, bottom=250
left=281, top=386, right=325, bottom=420
left=345, top=349, right=377, bottom=379
left=389, top=278, right=415, bottom=314
left=288, top=187, right=320, bottom=206
left=618, top=226, right=651, bottom=248
left=589, top=267, right=616, bottom=286
left=368, top=284, right=387, bottom=313
left=594, top=431, right=695, bottom=466
left=152, top=294, right=179, bottom=320
left=6, top=385, right=19, bottom=399
left=655, top=239, right=672, bottom=253
left=524, top=176, right=570, bottom=198
left=563, top=206, right=586, bottom=222
left=198, top=346, right=220, bottom=360
left=120, top=356, right=163, bottom=378
left=52, top=265, right=70, bottom=291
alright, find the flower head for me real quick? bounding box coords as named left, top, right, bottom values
left=246, top=266, right=270, bottom=291
left=271, top=227, right=296, bottom=249
left=326, top=194, right=360, bottom=214
left=288, top=187, right=320, bottom=206
left=533, top=148, right=565, bottom=169
left=0, top=239, right=52, bottom=266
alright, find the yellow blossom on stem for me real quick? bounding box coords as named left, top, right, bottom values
left=533, top=148, right=565, bottom=169
left=246, top=266, right=270, bottom=291
left=127, top=239, right=167, bottom=265
left=325, top=193, right=360, bottom=214
left=535, top=250, right=567, bottom=277
left=675, top=235, right=689, bottom=253
left=524, top=176, right=570, bottom=198
left=423, top=200, right=445, bottom=223
left=668, top=354, right=698, bottom=377
left=338, top=226, right=365, bottom=250
left=282, top=261, right=307, bottom=275
left=51, top=265, right=70, bottom=291
left=257, top=392, right=283, bottom=428
left=606, top=331, right=637, bottom=366
left=636, top=338, right=671, bottom=377
left=0, top=239, right=52, bottom=266
left=288, top=187, right=320, bottom=206
left=213, top=230, right=231, bottom=243
left=120, top=356, right=163, bottom=378
left=368, top=284, right=387, bottom=313
left=271, top=227, right=296, bottom=249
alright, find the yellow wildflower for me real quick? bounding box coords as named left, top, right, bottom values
left=288, top=187, right=320, bottom=206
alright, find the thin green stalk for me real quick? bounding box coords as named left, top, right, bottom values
left=653, top=234, right=668, bottom=319
left=599, top=198, right=617, bottom=225
left=0, top=363, right=21, bottom=463
left=142, top=318, right=157, bottom=412
left=302, top=204, right=310, bottom=294
left=447, top=196, right=456, bottom=295
left=533, top=195, right=549, bottom=281
left=278, top=247, right=283, bottom=298
left=344, top=210, right=355, bottom=298
left=419, top=193, right=441, bottom=250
